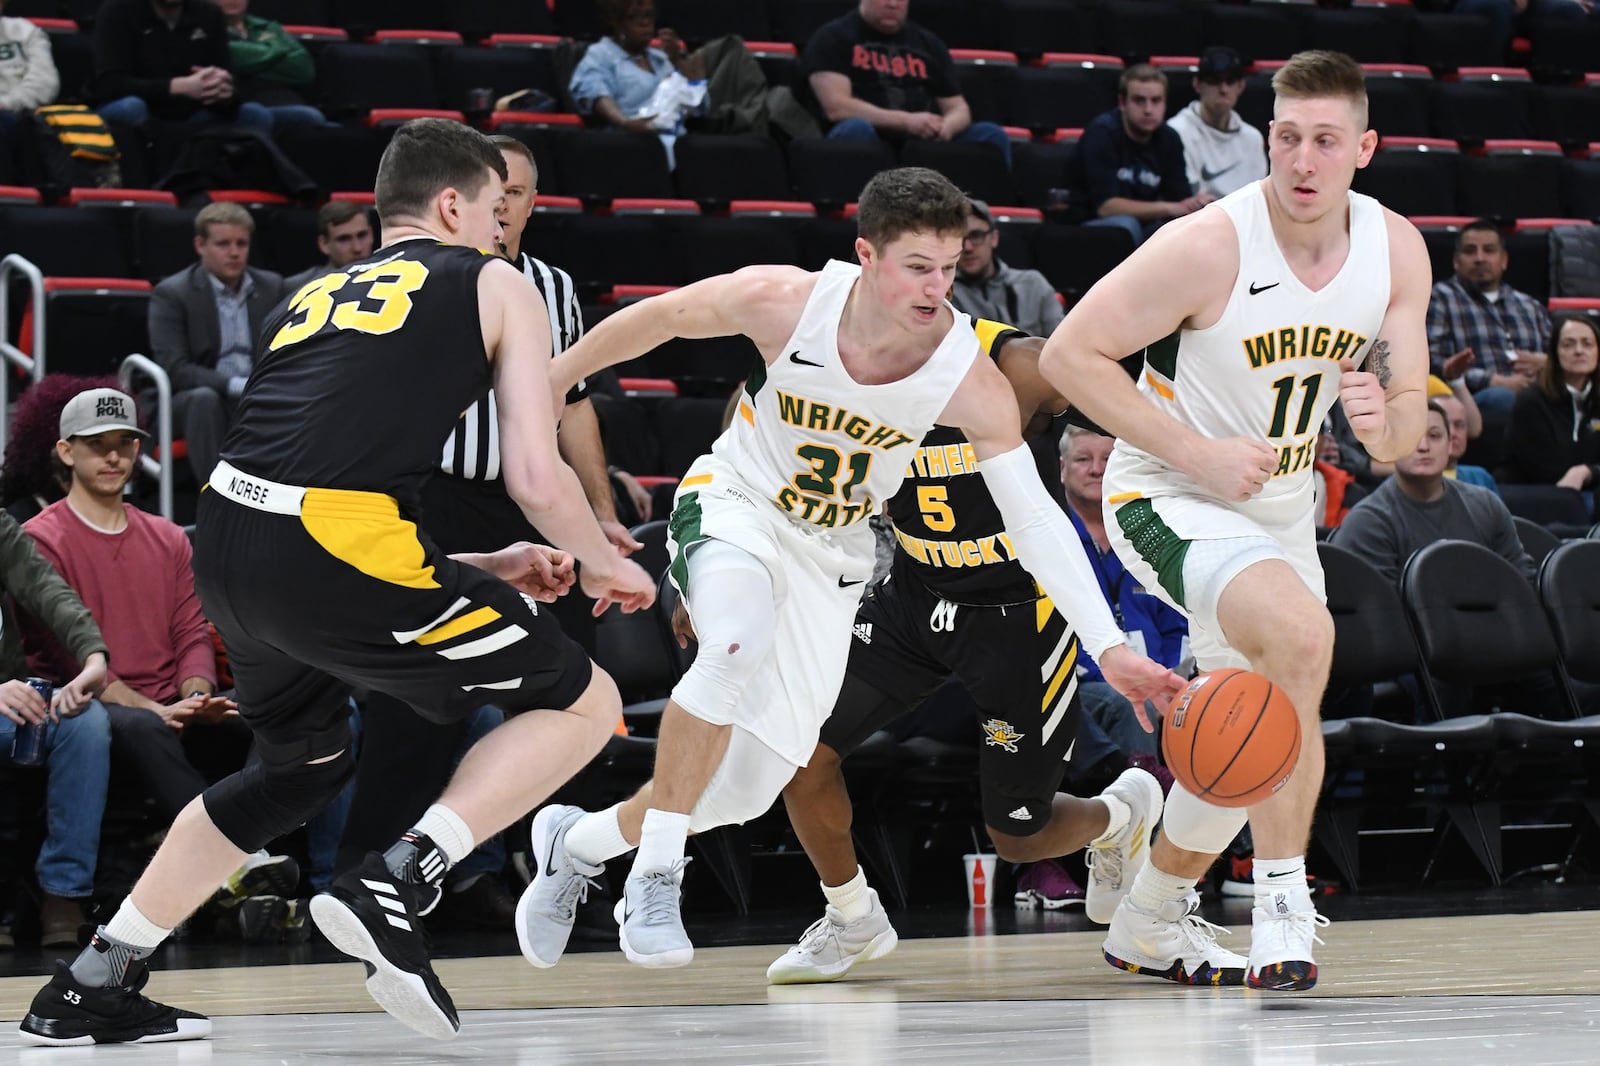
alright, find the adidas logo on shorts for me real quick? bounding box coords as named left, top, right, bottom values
left=852, top=623, right=873, bottom=644
left=1009, top=806, right=1033, bottom=821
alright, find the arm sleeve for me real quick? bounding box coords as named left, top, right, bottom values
left=978, top=444, right=1126, bottom=658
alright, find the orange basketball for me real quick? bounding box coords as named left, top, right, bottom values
left=1161, top=668, right=1301, bottom=808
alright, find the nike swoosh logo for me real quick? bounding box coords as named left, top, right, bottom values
left=838, top=577, right=864, bottom=588
left=789, top=352, right=823, bottom=367
left=1248, top=282, right=1279, bottom=295
left=1200, top=162, right=1238, bottom=183
left=544, top=841, right=562, bottom=879
left=1266, top=869, right=1301, bottom=878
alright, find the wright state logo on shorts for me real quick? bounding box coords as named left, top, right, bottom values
left=981, top=719, right=1024, bottom=753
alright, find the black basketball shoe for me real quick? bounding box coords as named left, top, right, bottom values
left=309, top=852, right=460, bottom=1040
left=20, top=958, right=211, bottom=1045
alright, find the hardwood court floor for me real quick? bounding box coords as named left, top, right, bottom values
left=0, top=909, right=1595, bottom=1064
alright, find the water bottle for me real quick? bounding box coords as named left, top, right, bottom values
left=9, top=678, right=54, bottom=767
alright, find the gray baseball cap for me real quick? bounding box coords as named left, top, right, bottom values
left=59, top=387, right=149, bottom=440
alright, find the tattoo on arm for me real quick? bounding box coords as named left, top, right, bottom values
left=1368, top=340, right=1393, bottom=389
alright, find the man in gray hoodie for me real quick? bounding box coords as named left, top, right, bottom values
left=952, top=200, right=1063, bottom=337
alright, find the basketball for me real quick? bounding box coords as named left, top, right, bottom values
left=1161, top=668, right=1302, bottom=808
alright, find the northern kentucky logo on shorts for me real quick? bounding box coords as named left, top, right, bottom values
left=981, top=718, right=1023, bottom=753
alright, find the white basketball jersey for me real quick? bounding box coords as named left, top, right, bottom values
left=710, top=259, right=978, bottom=531
left=1105, top=181, right=1390, bottom=528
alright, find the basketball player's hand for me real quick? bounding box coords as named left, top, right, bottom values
left=484, top=542, right=577, bottom=602
left=600, top=520, right=644, bottom=556
left=1190, top=436, right=1278, bottom=501
left=1337, top=357, right=1386, bottom=437
left=54, top=652, right=107, bottom=718
left=1098, top=644, right=1187, bottom=729
left=671, top=598, right=697, bottom=648
left=582, top=557, right=656, bottom=616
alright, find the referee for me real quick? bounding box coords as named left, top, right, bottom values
left=335, top=136, right=639, bottom=921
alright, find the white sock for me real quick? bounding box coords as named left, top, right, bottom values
left=821, top=866, right=873, bottom=922
left=103, top=899, right=171, bottom=951
left=632, top=808, right=691, bottom=874
left=564, top=804, right=633, bottom=868
left=1127, top=862, right=1197, bottom=914
left=1092, top=794, right=1132, bottom=846
left=414, top=804, right=475, bottom=866
left=1253, top=855, right=1313, bottom=910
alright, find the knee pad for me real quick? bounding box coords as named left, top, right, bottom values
left=204, top=728, right=355, bottom=853
left=1160, top=781, right=1250, bottom=856
left=672, top=542, right=777, bottom=725
left=687, top=728, right=793, bottom=833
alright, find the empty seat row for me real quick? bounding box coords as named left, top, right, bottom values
left=1353, top=148, right=1600, bottom=241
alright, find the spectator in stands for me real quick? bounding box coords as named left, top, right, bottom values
left=283, top=201, right=374, bottom=292
left=1432, top=379, right=1499, bottom=492
left=1, top=374, right=121, bottom=524
left=1166, top=47, right=1265, bottom=200
left=22, top=387, right=302, bottom=935
left=1427, top=219, right=1551, bottom=432
left=0, top=511, right=110, bottom=948
left=0, top=3, right=61, bottom=134
left=149, top=202, right=286, bottom=487
left=216, top=0, right=328, bottom=129
left=1335, top=401, right=1533, bottom=586
left=92, top=0, right=271, bottom=134
left=1503, top=313, right=1600, bottom=512
left=1313, top=421, right=1364, bottom=529
left=1072, top=64, right=1206, bottom=247
left=951, top=200, right=1062, bottom=337
left=797, top=0, right=1012, bottom=167
left=1057, top=426, right=1188, bottom=765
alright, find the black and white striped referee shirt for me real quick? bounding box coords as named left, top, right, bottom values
left=439, top=252, right=587, bottom=481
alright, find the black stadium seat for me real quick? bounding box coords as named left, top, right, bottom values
left=1006, top=65, right=1118, bottom=133
left=1204, top=5, right=1304, bottom=65
left=1302, top=8, right=1409, bottom=65
left=1456, top=147, right=1564, bottom=222
left=1033, top=224, right=1136, bottom=304
left=1352, top=141, right=1460, bottom=217
left=679, top=218, right=802, bottom=280
left=1100, top=1, right=1204, bottom=62
left=555, top=131, right=675, bottom=204
left=1364, top=71, right=1433, bottom=139
left=316, top=43, right=441, bottom=115
left=433, top=44, right=560, bottom=112
left=1409, top=13, right=1502, bottom=70
left=0, top=207, right=129, bottom=277
left=787, top=138, right=895, bottom=209
left=1429, top=80, right=1534, bottom=144
left=274, top=123, right=386, bottom=198
left=656, top=0, right=770, bottom=44
left=897, top=139, right=1015, bottom=206
left=994, top=0, right=1098, bottom=59
left=673, top=135, right=791, bottom=205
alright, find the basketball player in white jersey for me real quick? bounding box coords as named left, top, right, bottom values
left=1039, top=51, right=1431, bottom=990
left=516, top=167, right=1186, bottom=969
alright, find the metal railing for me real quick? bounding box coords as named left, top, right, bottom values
left=119, top=354, right=174, bottom=521
left=0, top=254, right=46, bottom=458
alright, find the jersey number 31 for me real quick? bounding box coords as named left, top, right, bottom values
left=269, top=260, right=430, bottom=351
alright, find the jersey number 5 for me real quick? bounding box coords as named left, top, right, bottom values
left=269, top=260, right=431, bottom=351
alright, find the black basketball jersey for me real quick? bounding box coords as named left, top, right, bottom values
left=884, top=320, right=1038, bottom=606
left=222, top=237, right=496, bottom=515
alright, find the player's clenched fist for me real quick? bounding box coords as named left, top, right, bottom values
left=1189, top=435, right=1280, bottom=502
left=1337, top=357, right=1386, bottom=435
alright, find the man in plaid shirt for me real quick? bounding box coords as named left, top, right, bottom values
left=1426, top=218, right=1550, bottom=425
